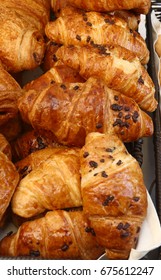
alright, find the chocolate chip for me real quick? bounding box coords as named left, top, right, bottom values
left=60, top=84, right=67, bottom=90
left=86, top=36, right=91, bottom=43
left=89, top=161, right=98, bottom=168
left=100, top=159, right=105, bottom=163
left=85, top=227, right=96, bottom=236
left=94, top=173, right=98, bottom=176
left=30, top=250, right=40, bottom=257
left=124, top=106, right=130, bottom=112
left=73, top=85, right=79, bottom=90
left=101, top=171, right=108, bottom=178
left=96, top=123, right=103, bottom=129
left=120, top=232, right=130, bottom=238
left=123, top=223, right=130, bottom=230
left=133, top=197, right=140, bottom=202
left=86, top=22, right=92, bottom=26
left=61, top=244, right=69, bottom=251
left=138, top=76, right=144, bottom=84
left=125, top=114, right=131, bottom=120
left=53, top=54, right=58, bottom=62
left=102, top=195, right=114, bottom=206
left=114, top=95, right=119, bottom=101
left=116, top=223, right=124, bottom=230
left=116, top=160, right=123, bottom=166
left=104, top=18, right=115, bottom=24
left=111, top=104, right=123, bottom=111
left=83, top=152, right=89, bottom=158
left=76, top=35, right=81, bottom=41
left=118, top=112, right=123, bottom=118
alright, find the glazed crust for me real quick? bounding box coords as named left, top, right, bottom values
left=56, top=45, right=157, bottom=112
left=0, top=210, right=104, bottom=259
left=45, top=8, right=149, bottom=64
left=18, top=77, right=154, bottom=147
left=12, top=147, right=82, bottom=218
left=80, top=132, right=147, bottom=259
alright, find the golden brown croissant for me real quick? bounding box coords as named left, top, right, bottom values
left=0, top=209, right=104, bottom=259
left=11, top=129, right=62, bottom=161
left=0, top=6, right=45, bottom=72
left=56, top=45, right=157, bottom=112
left=12, top=147, right=82, bottom=218
left=0, top=133, right=12, bottom=160
left=18, top=77, right=153, bottom=147
left=0, top=151, right=19, bottom=225
left=109, top=10, right=140, bottom=31
left=45, top=8, right=149, bottom=64
left=42, top=41, right=85, bottom=82
left=1, top=0, right=50, bottom=33
left=51, top=0, right=151, bottom=15
left=80, top=132, right=147, bottom=259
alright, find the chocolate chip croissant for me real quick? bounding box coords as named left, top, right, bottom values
left=12, top=147, right=82, bottom=218
left=45, top=7, right=149, bottom=64
left=18, top=77, right=153, bottom=147
left=0, top=209, right=104, bottom=259
left=56, top=45, right=157, bottom=112
left=80, top=132, right=147, bottom=259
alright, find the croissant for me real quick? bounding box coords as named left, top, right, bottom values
left=1, top=0, right=50, bottom=33
left=0, top=151, right=19, bottom=225
left=51, top=0, right=151, bottom=15
left=45, top=8, right=149, bottom=64
left=0, top=209, right=104, bottom=259
left=56, top=45, right=157, bottom=112
left=11, top=129, right=62, bottom=162
left=0, top=6, right=45, bottom=72
left=18, top=77, right=153, bottom=147
left=0, top=133, right=12, bottom=160
left=12, top=147, right=82, bottom=218
left=80, top=132, right=147, bottom=259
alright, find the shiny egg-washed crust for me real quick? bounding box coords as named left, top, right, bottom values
left=45, top=7, right=149, bottom=64
left=80, top=132, right=147, bottom=259
left=11, top=129, right=62, bottom=162
left=56, top=45, right=157, bottom=112
left=0, top=210, right=104, bottom=259
left=12, top=147, right=82, bottom=218
left=18, top=77, right=153, bottom=147
left=0, top=151, right=19, bottom=224
left=51, top=0, right=151, bottom=15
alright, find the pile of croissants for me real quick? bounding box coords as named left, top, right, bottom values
left=0, top=0, right=157, bottom=260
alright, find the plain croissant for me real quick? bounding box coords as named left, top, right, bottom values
left=18, top=77, right=153, bottom=147
left=0, top=209, right=104, bottom=259
left=45, top=7, right=149, bottom=64
left=12, top=147, right=82, bottom=218
left=80, top=132, right=147, bottom=259
left=51, top=0, right=151, bottom=15
left=56, top=45, right=157, bottom=112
